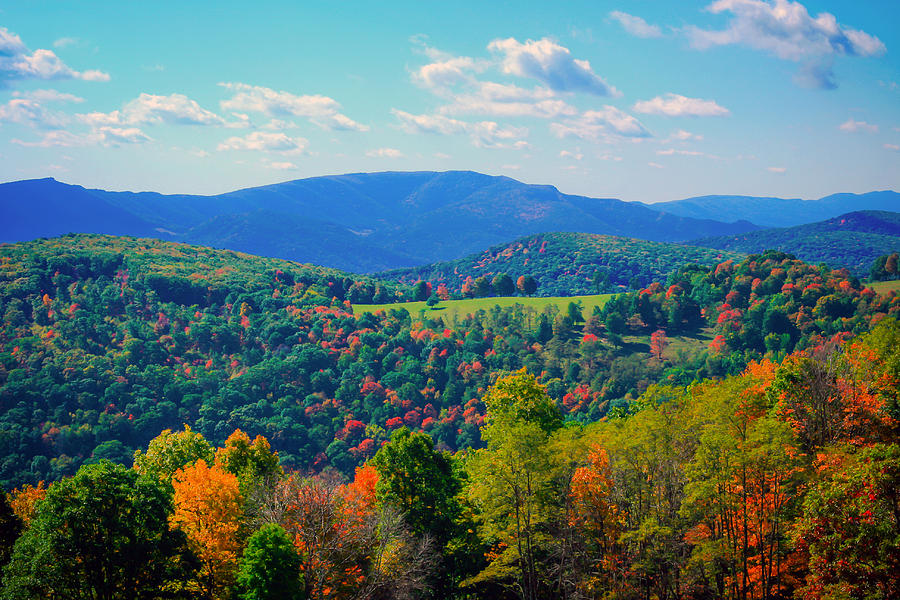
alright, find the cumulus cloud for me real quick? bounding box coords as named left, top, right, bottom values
left=609, top=11, right=663, bottom=38
left=0, top=27, right=109, bottom=86
left=551, top=106, right=651, bottom=141
left=0, top=89, right=83, bottom=129
left=366, top=147, right=404, bottom=158
left=488, top=37, right=619, bottom=96
left=217, top=131, right=308, bottom=153
left=392, top=108, right=528, bottom=148
left=219, top=82, right=368, bottom=131
left=633, top=93, right=730, bottom=117
left=441, top=82, right=576, bottom=119
left=686, top=0, right=885, bottom=89
left=838, top=119, right=878, bottom=133
left=79, top=93, right=227, bottom=127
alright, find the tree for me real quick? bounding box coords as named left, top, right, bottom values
left=2, top=461, right=194, bottom=600
left=171, top=459, right=244, bottom=599
left=649, top=329, right=668, bottom=361
left=216, top=429, right=284, bottom=490
left=372, top=427, right=460, bottom=542
left=793, top=443, right=900, bottom=600
left=133, top=425, right=215, bottom=485
left=465, top=370, right=564, bottom=599
left=426, top=293, right=440, bottom=308
left=0, top=493, right=22, bottom=570
left=236, top=523, right=304, bottom=600
left=517, top=275, right=537, bottom=297
left=492, top=273, right=515, bottom=297
left=473, top=276, right=492, bottom=298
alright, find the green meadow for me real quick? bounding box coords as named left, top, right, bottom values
left=352, top=293, right=615, bottom=323
left=869, top=279, right=900, bottom=294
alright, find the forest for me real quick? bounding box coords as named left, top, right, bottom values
left=0, top=234, right=898, bottom=599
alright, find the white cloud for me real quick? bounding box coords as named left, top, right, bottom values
left=560, top=150, right=583, bottom=160
left=633, top=93, right=730, bottom=116
left=366, top=147, right=404, bottom=158
left=648, top=162, right=665, bottom=169
left=609, top=11, right=663, bottom=38
left=488, top=37, right=620, bottom=96
left=219, top=82, right=368, bottom=131
left=392, top=108, right=528, bottom=148
left=12, top=126, right=150, bottom=147
left=52, top=37, right=80, bottom=49
left=217, top=131, right=308, bottom=153
left=414, top=54, right=483, bottom=91
left=667, top=129, right=704, bottom=142
left=686, top=0, right=885, bottom=89
left=884, top=144, right=900, bottom=152
left=838, top=119, right=878, bottom=133
left=79, top=93, right=227, bottom=127
left=656, top=148, right=715, bottom=158
left=551, top=106, right=651, bottom=141
left=0, top=27, right=109, bottom=85
left=13, top=89, right=83, bottom=103
left=440, top=81, right=576, bottom=119
left=767, top=166, right=787, bottom=173
left=0, top=89, right=84, bottom=129
left=265, top=160, right=299, bottom=170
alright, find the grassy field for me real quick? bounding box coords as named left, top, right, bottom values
left=353, top=293, right=615, bottom=323
left=869, top=280, right=900, bottom=294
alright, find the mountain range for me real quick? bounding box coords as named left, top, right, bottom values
left=688, top=210, right=900, bottom=276
left=1, top=171, right=896, bottom=273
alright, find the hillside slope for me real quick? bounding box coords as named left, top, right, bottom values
left=688, top=210, right=900, bottom=276
left=378, top=231, right=746, bottom=296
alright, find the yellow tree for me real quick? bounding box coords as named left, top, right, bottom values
left=171, top=459, right=244, bottom=599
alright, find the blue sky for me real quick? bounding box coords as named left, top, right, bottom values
left=0, top=0, right=898, bottom=202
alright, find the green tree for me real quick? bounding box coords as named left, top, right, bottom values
left=2, top=461, right=194, bottom=600
left=473, top=276, right=492, bottom=298
left=465, top=370, right=564, bottom=599
left=237, top=523, right=304, bottom=600
left=133, top=425, right=215, bottom=485
left=492, top=273, right=515, bottom=297
left=517, top=275, right=537, bottom=297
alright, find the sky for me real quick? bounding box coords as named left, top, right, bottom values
left=0, top=0, right=898, bottom=203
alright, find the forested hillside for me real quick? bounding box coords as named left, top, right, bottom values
left=689, top=210, right=900, bottom=276
left=3, top=322, right=898, bottom=599
left=379, top=231, right=745, bottom=296
left=1, top=236, right=898, bottom=493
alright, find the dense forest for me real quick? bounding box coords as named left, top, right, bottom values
left=378, top=232, right=745, bottom=297
left=1, top=318, right=898, bottom=599
left=1, top=235, right=898, bottom=493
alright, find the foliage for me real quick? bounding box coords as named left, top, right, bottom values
left=171, top=459, right=244, bottom=599
left=236, top=523, right=304, bottom=600
left=379, top=231, right=745, bottom=297
left=2, top=461, right=194, bottom=600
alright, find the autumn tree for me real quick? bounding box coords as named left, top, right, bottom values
left=171, top=459, right=244, bottom=599
left=6, top=481, right=46, bottom=525
left=516, top=275, right=537, bottom=296
left=792, top=443, right=899, bottom=600
left=649, top=329, right=668, bottom=361
left=2, top=461, right=194, bottom=600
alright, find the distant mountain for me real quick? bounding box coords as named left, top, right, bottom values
left=647, top=191, right=900, bottom=228
left=688, top=210, right=900, bottom=276
left=378, top=231, right=746, bottom=296
left=0, top=178, right=156, bottom=242
left=0, top=172, right=758, bottom=272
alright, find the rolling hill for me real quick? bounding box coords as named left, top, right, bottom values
left=688, top=210, right=900, bottom=276
left=646, top=190, right=900, bottom=228
left=377, top=231, right=746, bottom=296
left=1, top=172, right=758, bottom=272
